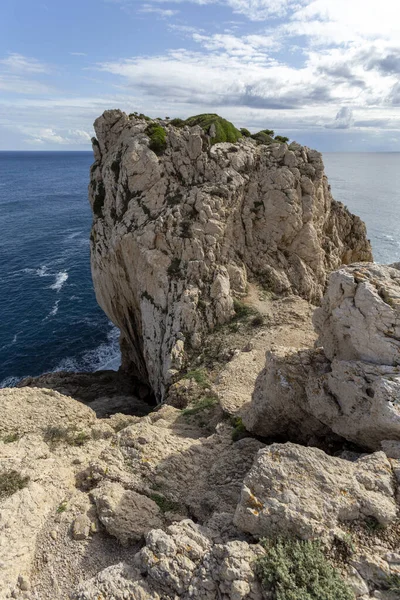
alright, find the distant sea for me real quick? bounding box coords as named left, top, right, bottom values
left=0, top=151, right=399, bottom=387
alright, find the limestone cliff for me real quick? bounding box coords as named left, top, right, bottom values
left=89, top=110, right=372, bottom=398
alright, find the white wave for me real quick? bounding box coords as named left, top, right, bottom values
left=50, top=299, right=60, bottom=316
left=0, top=375, right=21, bottom=388
left=50, top=271, right=68, bottom=292
left=36, top=265, right=50, bottom=277
left=66, top=231, right=83, bottom=240
left=53, top=325, right=121, bottom=373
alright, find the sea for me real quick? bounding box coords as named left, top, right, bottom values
left=0, top=151, right=399, bottom=387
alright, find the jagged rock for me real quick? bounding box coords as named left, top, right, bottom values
left=72, top=519, right=264, bottom=600
left=91, top=481, right=163, bottom=545
left=89, top=110, right=371, bottom=398
left=87, top=406, right=264, bottom=522
left=242, top=264, right=400, bottom=450
left=313, top=263, right=400, bottom=365
left=234, top=443, right=398, bottom=540
left=306, top=359, right=400, bottom=450
left=241, top=346, right=331, bottom=442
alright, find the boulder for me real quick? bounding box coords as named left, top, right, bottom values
left=313, top=263, right=400, bottom=365
left=234, top=443, right=398, bottom=539
left=89, top=110, right=372, bottom=398
left=91, top=481, right=163, bottom=545
left=242, top=346, right=330, bottom=442
left=306, top=359, right=400, bottom=450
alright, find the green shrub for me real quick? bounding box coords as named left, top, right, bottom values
left=262, top=129, right=275, bottom=136
left=43, top=426, right=90, bottom=447
left=233, top=298, right=255, bottom=319
left=0, top=470, right=29, bottom=500
left=182, top=368, right=210, bottom=388
left=169, top=118, right=185, bottom=127
left=275, top=135, right=290, bottom=144
left=145, top=123, right=167, bottom=155
left=2, top=432, right=20, bottom=443
left=256, top=538, right=355, bottom=600
left=182, top=395, right=218, bottom=416
left=183, top=114, right=242, bottom=145
left=251, top=131, right=275, bottom=145
left=240, top=127, right=251, bottom=137
left=387, top=574, right=400, bottom=593
left=231, top=417, right=248, bottom=441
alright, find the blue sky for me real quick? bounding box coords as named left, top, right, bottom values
left=1, top=0, right=400, bottom=151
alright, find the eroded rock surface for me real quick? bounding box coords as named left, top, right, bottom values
left=242, top=264, right=400, bottom=450
left=234, top=443, right=398, bottom=540
left=89, top=110, right=371, bottom=398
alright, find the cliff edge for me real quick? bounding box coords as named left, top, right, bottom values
left=89, top=110, right=372, bottom=399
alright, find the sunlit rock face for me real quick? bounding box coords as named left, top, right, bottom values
left=89, top=110, right=372, bottom=399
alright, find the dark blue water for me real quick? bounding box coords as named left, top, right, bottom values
left=0, top=151, right=399, bottom=387
left=0, top=152, right=120, bottom=387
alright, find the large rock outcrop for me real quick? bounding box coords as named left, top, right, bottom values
left=234, top=443, right=398, bottom=540
left=242, top=263, right=400, bottom=450
left=89, top=110, right=372, bottom=398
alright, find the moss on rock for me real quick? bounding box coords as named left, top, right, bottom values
left=183, top=114, right=242, bottom=145
left=145, top=123, right=167, bottom=155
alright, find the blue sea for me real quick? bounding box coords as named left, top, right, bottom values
left=0, top=151, right=400, bottom=387
left=0, top=151, right=120, bottom=387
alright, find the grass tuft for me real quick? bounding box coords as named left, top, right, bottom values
left=256, top=537, right=355, bottom=600
left=183, top=114, right=242, bottom=145
left=0, top=470, right=29, bottom=500
left=149, top=492, right=182, bottom=513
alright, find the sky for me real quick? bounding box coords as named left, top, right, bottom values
left=1, top=0, right=400, bottom=151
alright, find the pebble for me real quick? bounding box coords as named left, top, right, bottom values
left=50, top=530, right=58, bottom=540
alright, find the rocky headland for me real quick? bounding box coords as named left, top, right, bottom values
left=1, top=113, right=399, bottom=600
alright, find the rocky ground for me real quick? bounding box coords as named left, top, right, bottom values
left=1, top=265, right=400, bottom=600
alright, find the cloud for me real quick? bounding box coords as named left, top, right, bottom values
left=0, top=53, right=48, bottom=74
left=326, top=107, right=354, bottom=129
left=70, top=52, right=88, bottom=57
left=139, top=3, right=179, bottom=17
left=22, top=127, right=92, bottom=145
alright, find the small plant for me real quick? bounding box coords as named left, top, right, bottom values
left=233, top=298, right=255, bottom=319
left=0, top=471, right=29, bottom=500
left=387, top=574, right=400, bottom=593
left=2, top=432, right=20, bottom=443
left=182, top=368, right=210, bottom=388
left=251, top=131, right=275, bottom=146
left=251, top=314, right=265, bottom=327
left=169, top=118, right=185, bottom=127
left=274, top=135, right=290, bottom=144
left=57, top=500, right=68, bottom=513
left=231, top=417, right=248, bottom=442
left=182, top=395, right=218, bottom=416
left=43, top=426, right=90, bottom=447
left=149, top=492, right=182, bottom=513
left=256, top=537, right=355, bottom=600
left=145, top=123, right=167, bottom=155
left=240, top=127, right=251, bottom=137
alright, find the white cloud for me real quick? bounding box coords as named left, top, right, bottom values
left=22, top=127, right=92, bottom=145
left=0, top=53, right=49, bottom=74
left=139, top=3, right=179, bottom=17
left=326, top=107, right=354, bottom=129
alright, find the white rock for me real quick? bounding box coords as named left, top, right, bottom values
left=234, top=443, right=397, bottom=539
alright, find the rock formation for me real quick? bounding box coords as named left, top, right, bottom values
left=242, top=263, right=400, bottom=450
left=89, top=110, right=372, bottom=398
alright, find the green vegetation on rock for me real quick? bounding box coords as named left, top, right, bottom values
left=275, top=135, right=290, bottom=144
left=256, top=538, right=355, bottom=600
left=0, top=470, right=29, bottom=500
left=145, top=123, right=167, bottom=155
left=251, top=131, right=275, bottom=146
left=183, top=114, right=242, bottom=145
left=240, top=127, right=251, bottom=137
left=149, top=492, right=182, bottom=514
